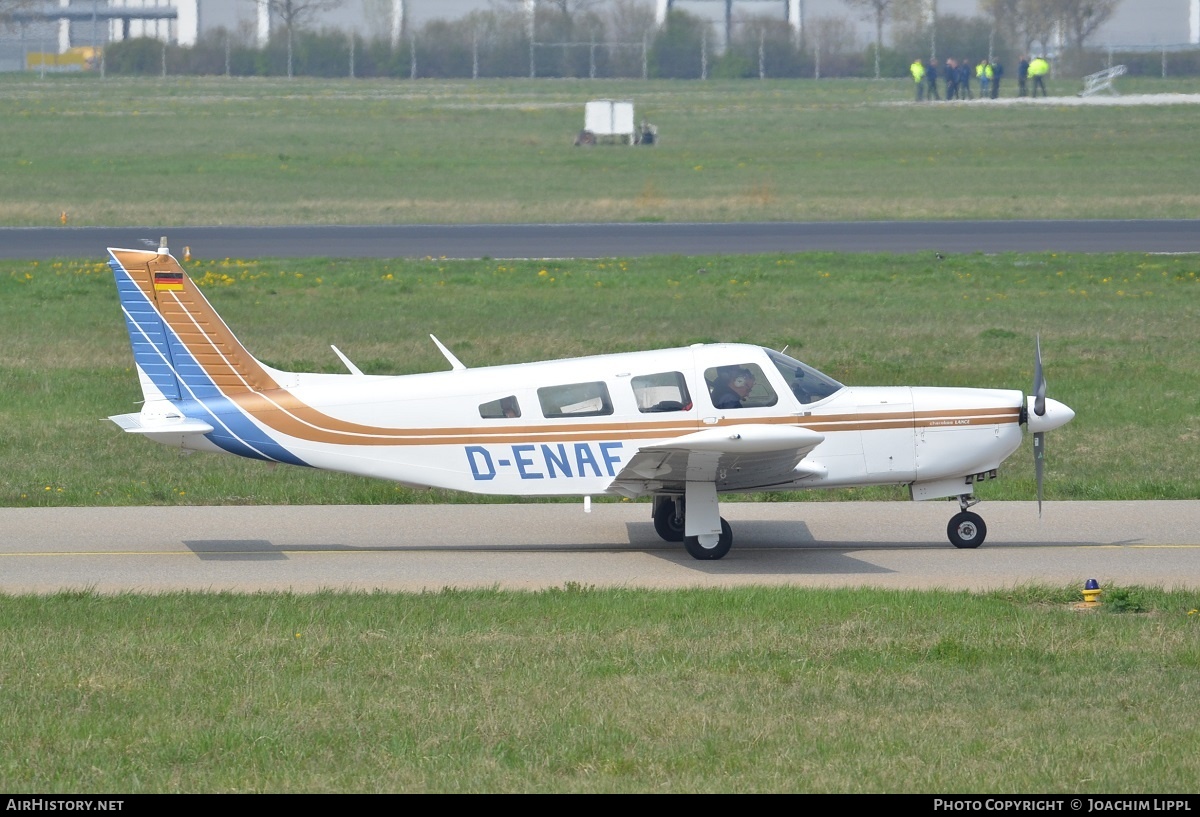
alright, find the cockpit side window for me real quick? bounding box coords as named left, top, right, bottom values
left=765, top=348, right=844, bottom=405
left=705, top=363, right=777, bottom=410
left=632, top=372, right=692, bottom=413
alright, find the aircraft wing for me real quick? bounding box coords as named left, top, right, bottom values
left=606, top=424, right=826, bottom=498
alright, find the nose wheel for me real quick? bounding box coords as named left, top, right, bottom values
left=947, top=511, right=987, bottom=549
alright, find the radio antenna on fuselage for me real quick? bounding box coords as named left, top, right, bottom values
left=431, top=335, right=467, bottom=371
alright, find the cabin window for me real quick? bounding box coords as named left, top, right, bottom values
left=479, top=395, right=521, bottom=419
left=538, top=381, right=614, bottom=417
left=705, top=363, right=777, bottom=410
left=631, top=372, right=692, bottom=413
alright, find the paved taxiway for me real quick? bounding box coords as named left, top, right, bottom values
left=2, top=501, right=1198, bottom=594
left=3, top=220, right=1200, bottom=260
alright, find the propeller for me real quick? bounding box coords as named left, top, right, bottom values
left=1033, top=334, right=1047, bottom=418
left=1031, top=335, right=1047, bottom=516
left=1022, top=334, right=1074, bottom=518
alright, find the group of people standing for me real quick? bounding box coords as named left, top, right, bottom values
left=910, top=55, right=1050, bottom=101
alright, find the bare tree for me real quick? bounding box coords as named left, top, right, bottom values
left=0, top=0, right=42, bottom=29
left=839, top=0, right=894, bottom=78
left=809, top=15, right=858, bottom=77
left=979, top=0, right=1021, bottom=53
left=1055, top=0, right=1120, bottom=53
left=1018, top=0, right=1058, bottom=55
left=251, top=0, right=346, bottom=77
left=606, top=0, right=656, bottom=76
left=504, top=0, right=607, bottom=33
left=983, top=0, right=1119, bottom=57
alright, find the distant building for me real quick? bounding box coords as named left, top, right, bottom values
left=6, top=0, right=1198, bottom=64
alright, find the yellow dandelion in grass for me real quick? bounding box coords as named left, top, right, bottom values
left=1188, top=609, right=1197, bottom=616
left=538, top=269, right=548, bottom=277
left=295, top=632, right=303, bottom=638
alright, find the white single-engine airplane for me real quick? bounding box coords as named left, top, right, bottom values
left=107, top=240, right=1075, bottom=560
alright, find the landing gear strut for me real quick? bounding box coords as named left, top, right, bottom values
left=947, top=494, right=987, bottom=549
left=652, top=495, right=733, bottom=560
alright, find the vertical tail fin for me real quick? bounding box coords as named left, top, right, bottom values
left=109, top=240, right=278, bottom=403
left=109, top=240, right=310, bottom=465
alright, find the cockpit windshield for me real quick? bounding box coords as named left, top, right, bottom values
left=764, top=348, right=845, bottom=405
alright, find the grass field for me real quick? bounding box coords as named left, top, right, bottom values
left=1, top=74, right=1199, bottom=226
left=3, top=76, right=1199, bottom=794
left=2, top=586, right=1198, bottom=793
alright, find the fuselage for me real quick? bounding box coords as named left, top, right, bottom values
left=159, top=343, right=1027, bottom=500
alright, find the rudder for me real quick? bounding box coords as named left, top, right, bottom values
left=109, top=240, right=278, bottom=403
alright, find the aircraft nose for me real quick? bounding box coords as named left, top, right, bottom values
left=1026, top=396, right=1075, bottom=432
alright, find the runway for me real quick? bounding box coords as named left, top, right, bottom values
left=2, top=501, right=1198, bottom=594
left=3, top=220, right=1200, bottom=260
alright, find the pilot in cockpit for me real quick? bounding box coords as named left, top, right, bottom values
left=710, top=367, right=755, bottom=409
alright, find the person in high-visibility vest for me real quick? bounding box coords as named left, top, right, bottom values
left=977, top=59, right=990, bottom=98
left=1029, top=56, right=1050, bottom=97
left=911, top=59, right=926, bottom=101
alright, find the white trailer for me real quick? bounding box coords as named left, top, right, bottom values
left=576, top=99, right=642, bottom=146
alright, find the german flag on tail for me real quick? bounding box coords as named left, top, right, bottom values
left=153, top=271, right=184, bottom=292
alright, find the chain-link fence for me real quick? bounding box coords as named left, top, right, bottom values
left=4, top=21, right=1200, bottom=80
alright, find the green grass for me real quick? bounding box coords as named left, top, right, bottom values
left=3, top=251, right=1199, bottom=507
left=1, top=75, right=1199, bottom=226
left=1, top=586, right=1198, bottom=793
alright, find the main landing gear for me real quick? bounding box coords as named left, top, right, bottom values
left=652, top=496, right=733, bottom=560
left=947, top=494, right=987, bottom=549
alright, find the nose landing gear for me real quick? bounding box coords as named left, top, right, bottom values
left=947, top=494, right=987, bottom=549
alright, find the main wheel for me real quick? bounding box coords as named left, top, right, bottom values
left=653, top=498, right=685, bottom=542
left=947, top=511, right=987, bottom=549
left=684, top=518, right=732, bottom=560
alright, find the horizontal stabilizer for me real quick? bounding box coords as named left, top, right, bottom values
left=109, top=412, right=214, bottom=436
